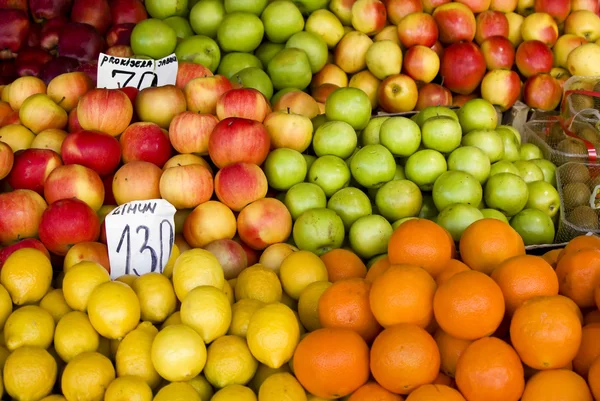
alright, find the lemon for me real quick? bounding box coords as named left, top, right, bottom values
left=279, top=251, right=329, bottom=300
left=87, top=281, right=141, bottom=340
left=61, top=351, right=115, bottom=401
left=54, top=311, right=100, bottom=363
left=151, top=324, right=207, bottom=382
left=259, top=243, right=298, bottom=275
left=258, top=373, right=307, bottom=401
left=104, top=375, right=153, bottom=401
left=223, top=279, right=234, bottom=304
left=0, top=345, right=10, bottom=371
left=204, top=335, right=258, bottom=388
left=187, top=375, right=214, bottom=401
left=40, top=396, right=67, bottom=401
left=154, top=382, right=201, bottom=401
left=180, top=285, right=232, bottom=343
left=40, top=288, right=73, bottom=323
left=161, top=311, right=182, bottom=329
left=97, top=336, right=111, bottom=359
left=1, top=248, right=53, bottom=305
left=115, top=274, right=138, bottom=286
left=172, top=248, right=225, bottom=301
left=229, top=299, right=264, bottom=338
left=246, top=303, right=300, bottom=369
left=211, top=384, right=257, bottom=401
left=4, top=305, right=55, bottom=351
left=161, top=243, right=180, bottom=279
left=235, top=264, right=282, bottom=304
left=132, top=273, right=176, bottom=323
left=62, top=261, right=111, bottom=311
left=298, top=281, right=332, bottom=332
left=250, top=364, right=290, bottom=393
left=280, top=291, right=298, bottom=310
left=0, top=284, right=12, bottom=330
left=115, top=321, right=161, bottom=389
left=4, top=346, right=56, bottom=401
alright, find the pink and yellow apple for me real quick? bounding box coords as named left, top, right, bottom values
left=440, top=41, right=487, bottom=95
left=422, top=0, right=451, bottom=13
left=455, top=0, right=491, bottom=13
left=112, top=160, right=162, bottom=205
left=31, top=128, right=68, bottom=154
left=63, top=241, right=110, bottom=272
left=159, top=163, right=214, bottom=210
left=490, top=0, right=518, bottom=12
left=184, top=75, right=233, bottom=115
left=0, top=189, right=47, bottom=245
left=349, top=70, right=381, bottom=108
left=571, top=0, right=599, bottom=13
left=520, top=12, right=559, bottom=46
left=311, top=64, right=348, bottom=90
left=61, top=130, right=122, bottom=177
left=8, top=76, right=46, bottom=110
left=236, top=198, right=292, bottom=251
left=377, top=73, right=418, bottom=112
left=481, top=36, right=516, bottom=70
left=397, top=12, right=439, bottom=48
left=216, top=88, right=271, bottom=122
left=214, top=162, right=269, bottom=212
left=515, top=40, right=553, bottom=77
left=176, top=62, right=214, bottom=89
left=163, top=154, right=213, bottom=173
left=564, top=10, right=600, bottom=42
left=135, top=85, right=187, bottom=129
left=203, top=239, right=248, bottom=280
left=19, top=94, right=68, bottom=134
left=433, top=3, right=477, bottom=44
left=47, top=71, right=94, bottom=112
left=208, top=117, right=271, bottom=169
left=43, top=164, right=105, bottom=211
left=550, top=67, right=571, bottom=87
left=506, top=12, right=525, bottom=46
left=273, top=91, right=321, bottom=119
left=386, top=0, right=422, bottom=25
left=402, top=45, right=440, bottom=83
left=7, top=148, right=62, bottom=194
left=415, top=83, right=453, bottom=110
left=553, top=34, right=587, bottom=69
left=334, top=31, right=373, bottom=74
left=522, top=73, right=562, bottom=111
left=183, top=200, right=237, bottom=248
left=481, top=69, right=522, bottom=111
left=77, top=88, right=133, bottom=137
left=351, top=0, right=387, bottom=36
left=119, top=122, right=173, bottom=167
left=311, top=83, right=340, bottom=104
left=168, top=111, right=218, bottom=155
left=534, top=0, right=571, bottom=23
left=0, top=140, right=13, bottom=180
left=263, top=111, right=313, bottom=152
left=475, top=10, right=509, bottom=44
left=68, top=108, right=83, bottom=133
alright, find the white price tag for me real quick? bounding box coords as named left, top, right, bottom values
left=96, top=53, right=178, bottom=90
left=105, top=199, right=176, bottom=279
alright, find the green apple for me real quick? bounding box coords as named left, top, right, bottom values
left=312, top=121, right=357, bottom=159
left=303, top=154, right=317, bottom=172
left=419, top=195, right=438, bottom=219
left=437, top=204, right=484, bottom=242
left=497, top=125, right=521, bottom=145
left=325, top=87, right=372, bottom=130
left=350, top=144, right=396, bottom=189
left=261, top=0, right=305, bottom=44
left=498, top=128, right=520, bottom=162
left=367, top=164, right=406, bottom=200
left=145, top=0, right=187, bottom=19
left=218, top=53, right=263, bottom=79
left=163, top=16, right=194, bottom=40
left=217, top=12, right=264, bottom=52
left=264, top=148, right=307, bottom=191
left=405, top=149, right=448, bottom=191
left=461, top=129, right=505, bottom=163
left=294, top=0, right=329, bottom=14
left=513, top=160, right=545, bottom=183
left=255, top=42, right=285, bottom=67
left=311, top=114, right=327, bottom=132
left=308, top=155, right=351, bottom=197
left=530, top=159, right=557, bottom=187
left=422, top=116, right=462, bottom=154
left=432, top=171, right=483, bottom=211
left=293, top=208, right=345, bottom=255
left=130, top=19, right=178, bottom=60
left=379, top=116, right=421, bottom=157
left=484, top=172, right=529, bottom=217
left=509, top=208, right=555, bottom=245
left=392, top=217, right=418, bottom=230
left=327, top=187, right=372, bottom=230
left=224, top=0, right=267, bottom=15
left=447, top=146, right=491, bottom=185
left=268, top=48, right=313, bottom=90
left=284, top=183, right=327, bottom=220
left=285, top=31, right=328, bottom=73
left=480, top=208, right=509, bottom=223
left=520, top=143, right=544, bottom=160
left=375, top=180, right=422, bottom=222
left=175, top=35, right=221, bottom=72
left=305, top=9, right=345, bottom=48
left=490, top=160, right=519, bottom=176
left=457, top=98, right=498, bottom=133
left=526, top=180, right=560, bottom=218
left=360, top=116, right=389, bottom=146
left=232, top=67, right=274, bottom=100
left=349, top=215, right=393, bottom=258
left=413, top=106, right=458, bottom=128
left=189, top=0, right=224, bottom=38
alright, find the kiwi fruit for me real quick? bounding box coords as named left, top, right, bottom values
left=557, top=138, right=589, bottom=156
left=567, top=205, right=599, bottom=230
left=561, top=163, right=591, bottom=183
left=563, top=182, right=592, bottom=210
left=577, top=126, right=600, bottom=145
left=569, top=93, right=595, bottom=112
left=593, top=81, right=600, bottom=109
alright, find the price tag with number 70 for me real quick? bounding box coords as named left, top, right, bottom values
left=105, top=199, right=177, bottom=279
left=96, top=53, right=178, bottom=90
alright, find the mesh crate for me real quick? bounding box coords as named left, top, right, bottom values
left=555, top=162, right=600, bottom=243
left=561, top=75, right=600, bottom=126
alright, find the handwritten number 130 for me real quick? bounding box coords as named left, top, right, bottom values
left=116, top=221, right=174, bottom=275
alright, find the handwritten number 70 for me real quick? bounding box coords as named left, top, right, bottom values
left=111, top=70, right=159, bottom=90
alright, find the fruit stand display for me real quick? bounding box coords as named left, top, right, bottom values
left=2, top=0, right=600, bottom=400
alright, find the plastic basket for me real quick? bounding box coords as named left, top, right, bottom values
left=561, top=75, right=600, bottom=125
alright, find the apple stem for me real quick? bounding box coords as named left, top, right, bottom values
left=57, top=96, right=66, bottom=105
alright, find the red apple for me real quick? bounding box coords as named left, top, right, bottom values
left=403, top=45, right=440, bottom=84
left=475, top=10, right=509, bottom=45
left=272, top=91, right=321, bottom=119
left=237, top=198, right=292, bottom=251
left=0, top=0, right=27, bottom=11
left=208, top=117, right=271, bottom=169
left=490, top=0, right=518, bottom=12
left=61, top=130, right=122, bottom=176
left=214, top=162, right=268, bottom=212
left=159, top=164, right=213, bottom=210
left=106, top=23, right=134, bottom=47
left=58, top=22, right=106, bottom=63
left=15, top=47, right=52, bottom=77
left=416, top=83, right=453, bottom=110
left=112, top=161, right=162, bottom=205
left=78, top=88, right=133, bottom=137
left=397, top=12, right=439, bottom=48
left=534, top=0, right=571, bottom=23
left=67, top=108, right=83, bottom=133
left=38, top=56, right=80, bottom=85
left=215, top=88, right=271, bottom=122
left=29, top=0, right=72, bottom=22
left=0, top=62, right=17, bottom=84
left=453, top=94, right=479, bottom=107
left=62, top=241, right=110, bottom=272
left=71, top=0, right=112, bottom=34
left=105, top=45, right=133, bottom=57
left=0, top=238, right=50, bottom=269
left=515, top=40, right=553, bottom=77
left=38, top=198, right=100, bottom=255
left=440, top=41, right=487, bottom=95
left=40, top=16, right=68, bottom=51
left=102, top=173, right=116, bottom=205
left=481, top=69, right=522, bottom=111
left=520, top=12, right=559, bottom=47
left=431, top=40, right=445, bottom=58
left=7, top=148, right=63, bottom=194
left=522, top=73, right=562, bottom=111
left=311, top=63, right=348, bottom=89
left=312, top=83, right=339, bottom=104
left=433, top=3, right=477, bottom=44
left=184, top=75, right=233, bottom=115
left=176, top=62, right=213, bottom=89
left=553, top=34, right=587, bottom=69
left=75, top=62, right=98, bottom=87
left=377, top=73, right=418, bottom=113
left=455, top=0, right=491, bottom=13
left=351, top=0, right=387, bottom=36
left=27, top=24, right=42, bottom=49
left=572, top=0, right=599, bottom=13
left=263, top=111, right=313, bottom=152
left=44, top=164, right=105, bottom=211
left=386, top=0, right=422, bottom=25
left=168, top=111, right=218, bottom=156
left=422, top=0, right=451, bottom=13
left=119, top=122, right=172, bottom=167
left=0, top=189, right=47, bottom=245
left=0, top=141, right=13, bottom=180
left=47, top=71, right=94, bottom=113
left=481, top=36, right=516, bottom=70
left=1, top=111, right=20, bottom=127
left=203, top=239, right=248, bottom=280
left=110, top=0, right=147, bottom=24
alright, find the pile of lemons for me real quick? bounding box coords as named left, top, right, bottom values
left=0, top=243, right=330, bottom=401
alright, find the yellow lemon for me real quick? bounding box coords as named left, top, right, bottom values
left=258, top=373, right=307, bottom=401
left=115, top=321, right=161, bottom=389
left=1, top=248, right=52, bottom=305
left=161, top=243, right=180, bottom=279
left=0, top=285, right=12, bottom=330
left=40, top=396, right=67, bottom=401
left=223, top=279, right=234, bottom=304
left=281, top=291, right=298, bottom=310
left=160, top=311, right=182, bottom=329
left=229, top=298, right=264, bottom=338
left=4, top=305, right=54, bottom=351
left=104, top=375, right=153, bottom=401
left=4, top=346, right=57, bottom=401
left=259, top=243, right=298, bottom=275
left=235, top=264, right=282, bottom=304
left=250, top=364, right=291, bottom=393
left=298, top=281, right=332, bottom=332
left=211, top=384, right=257, bottom=401
left=154, top=382, right=201, bottom=401
left=62, top=261, right=110, bottom=311
left=54, top=311, right=100, bottom=363
left=279, top=251, right=329, bottom=300
left=204, top=335, right=258, bottom=388
left=246, top=303, right=300, bottom=369
left=187, top=375, right=214, bottom=401
left=61, top=352, right=115, bottom=401
left=180, top=285, right=231, bottom=343
left=115, top=274, right=138, bottom=287
left=132, top=273, right=176, bottom=324
left=87, top=281, right=141, bottom=340
left=172, top=248, right=225, bottom=301
left=151, top=324, right=207, bottom=382
left=40, top=288, right=73, bottom=323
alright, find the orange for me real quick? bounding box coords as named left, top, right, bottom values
left=458, top=218, right=525, bottom=275
left=524, top=361, right=574, bottom=379
left=370, top=323, right=440, bottom=395
left=387, top=219, right=455, bottom=277
left=509, top=295, right=582, bottom=370
left=557, top=235, right=600, bottom=262
left=365, top=256, right=391, bottom=283
left=432, top=372, right=453, bottom=387
left=435, top=259, right=470, bottom=287
left=553, top=294, right=584, bottom=324
left=555, top=248, right=600, bottom=308
left=585, top=310, right=600, bottom=325
left=490, top=255, right=559, bottom=315
left=293, top=327, right=370, bottom=399
left=320, top=249, right=367, bottom=282
left=318, top=278, right=382, bottom=343
left=369, top=264, right=437, bottom=329
left=541, top=248, right=562, bottom=268
left=434, top=329, right=473, bottom=378
left=521, top=369, right=593, bottom=401
left=455, top=337, right=525, bottom=401
left=433, top=270, right=505, bottom=340
left=588, top=355, right=600, bottom=400
left=595, top=285, right=600, bottom=310
left=405, top=384, right=466, bottom=401
left=573, top=323, right=600, bottom=378
left=347, top=381, right=404, bottom=401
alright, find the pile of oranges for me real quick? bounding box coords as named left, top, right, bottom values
left=292, top=218, right=600, bottom=401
